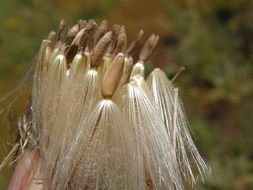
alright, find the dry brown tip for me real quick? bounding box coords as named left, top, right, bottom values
left=38, top=40, right=51, bottom=61
left=171, top=66, right=186, bottom=82
left=91, top=31, right=112, bottom=68
left=47, top=31, right=56, bottom=42
left=41, top=39, right=51, bottom=48
left=57, top=19, right=66, bottom=42
left=101, top=53, right=125, bottom=98
left=115, top=26, right=127, bottom=54
left=111, top=24, right=121, bottom=35
left=71, top=28, right=86, bottom=46
left=139, top=34, right=155, bottom=60
left=70, top=21, right=99, bottom=56
left=139, top=34, right=159, bottom=62
left=65, top=45, right=79, bottom=65
left=88, top=19, right=97, bottom=26
left=120, top=57, right=134, bottom=86
left=87, top=20, right=98, bottom=36
left=126, top=30, right=144, bottom=56
left=86, top=20, right=98, bottom=50
left=78, top=19, right=88, bottom=29
left=64, top=24, right=89, bottom=64
left=82, top=24, right=96, bottom=49
left=65, top=24, right=80, bottom=45
left=64, top=24, right=85, bottom=63
left=71, top=22, right=94, bottom=48
left=137, top=30, right=144, bottom=40
left=93, top=20, right=108, bottom=45
left=106, top=24, right=121, bottom=55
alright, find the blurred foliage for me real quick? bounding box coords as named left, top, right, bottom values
left=0, top=0, right=253, bottom=189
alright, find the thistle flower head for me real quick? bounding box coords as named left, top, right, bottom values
left=3, top=19, right=210, bottom=190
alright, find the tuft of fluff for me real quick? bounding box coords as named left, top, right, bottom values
left=60, top=99, right=134, bottom=190
left=147, top=68, right=211, bottom=185
left=116, top=81, right=184, bottom=190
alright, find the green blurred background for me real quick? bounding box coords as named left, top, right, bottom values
left=0, top=0, right=253, bottom=189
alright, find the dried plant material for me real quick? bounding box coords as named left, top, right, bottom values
left=40, top=53, right=67, bottom=155
left=71, top=28, right=87, bottom=46
left=126, top=30, right=144, bottom=56
left=57, top=19, right=66, bottom=42
left=78, top=19, right=87, bottom=29
left=44, top=44, right=52, bottom=64
left=97, top=54, right=111, bottom=76
left=139, top=34, right=159, bottom=62
left=69, top=52, right=87, bottom=75
left=101, top=53, right=125, bottom=98
left=2, top=19, right=210, bottom=190
left=0, top=143, right=19, bottom=171
left=171, top=66, right=186, bottom=82
left=65, top=45, right=79, bottom=65
left=17, top=110, right=37, bottom=151
left=63, top=99, right=134, bottom=190
left=86, top=20, right=98, bottom=51
left=131, top=34, right=159, bottom=79
left=31, top=39, right=51, bottom=141
left=1, top=108, right=35, bottom=172
left=47, top=31, right=56, bottom=41
left=115, top=26, right=127, bottom=54
left=71, top=23, right=93, bottom=49
left=119, top=57, right=134, bottom=87
left=93, top=20, right=108, bottom=46
left=172, top=87, right=179, bottom=151
left=90, top=31, right=112, bottom=68
left=65, top=24, right=80, bottom=45
left=131, top=61, right=145, bottom=77
left=119, top=81, right=183, bottom=190
left=106, top=24, right=121, bottom=55
left=147, top=68, right=211, bottom=185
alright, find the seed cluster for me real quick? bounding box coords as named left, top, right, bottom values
left=8, top=19, right=210, bottom=190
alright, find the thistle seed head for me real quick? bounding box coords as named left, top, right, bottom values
left=2, top=19, right=210, bottom=190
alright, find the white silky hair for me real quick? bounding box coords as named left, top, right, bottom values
left=147, top=68, right=211, bottom=185
left=116, top=81, right=184, bottom=190
left=40, top=54, right=102, bottom=189
left=49, top=68, right=102, bottom=189
left=33, top=55, right=209, bottom=189
left=31, top=40, right=51, bottom=145
left=39, top=52, right=69, bottom=188
left=54, top=99, right=135, bottom=190
left=2, top=20, right=211, bottom=190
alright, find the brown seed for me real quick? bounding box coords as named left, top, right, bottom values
left=119, top=57, right=134, bottom=86
left=101, top=53, right=125, bottom=98
left=86, top=20, right=98, bottom=51
left=126, top=30, right=144, bottom=56
left=71, top=23, right=94, bottom=49
left=139, top=34, right=159, bottom=62
left=115, top=26, right=127, bottom=54
left=93, top=20, right=108, bottom=45
left=90, top=31, right=112, bottom=68
left=57, top=19, right=66, bottom=42
left=65, top=24, right=80, bottom=45
left=106, top=24, right=121, bottom=55
left=78, top=19, right=88, bottom=29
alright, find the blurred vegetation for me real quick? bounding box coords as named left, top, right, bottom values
left=0, top=0, right=253, bottom=189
